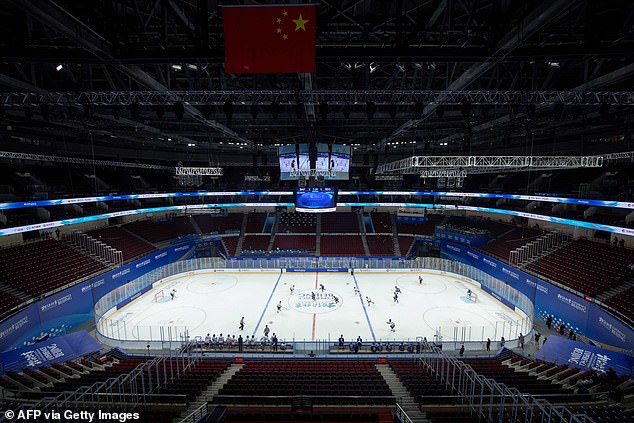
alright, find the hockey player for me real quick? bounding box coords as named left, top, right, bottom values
left=170, top=289, right=176, bottom=300
left=333, top=295, right=339, bottom=304
left=264, top=325, right=270, bottom=337
left=387, top=319, right=395, bottom=332
left=319, top=283, right=325, bottom=292
left=366, top=296, right=374, bottom=307
left=239, top=317, right=245, bottom=331
left=311, top=291, right=316, bottom=301
left=277, top=301, right=282, bottom=313
left=393, top=292, right=399, bottom=303
left=290, top=285, right=295, bottom=295
left=419, top=275, right=423, bottom=284
left=394, top=286, right=401, bottom=294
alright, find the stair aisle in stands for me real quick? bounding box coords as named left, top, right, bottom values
left=234, top=214, right=249, bottom=256
left=121, top=225, right=158, bottom=246
left=359, top=211, right=371, bottom=255
left=177, top=363, right=244, bottom=423
left=188, top=215, right=203, bottom=235
left=266, top=214, right=279, bottom=254
left=375, top=363, right=431, bottom=423
left=316, top=214, right=322, bottom=256
left=391, top=214, right=401, bottom=256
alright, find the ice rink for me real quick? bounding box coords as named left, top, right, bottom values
left=99, top=269, right=530, bottom=345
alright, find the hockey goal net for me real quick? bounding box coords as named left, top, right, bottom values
left=152, top=290, right=165, bottom=303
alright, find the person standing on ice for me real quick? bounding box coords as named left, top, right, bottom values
left=277, top=301, right=282, bottom=313
left=239, top=317, right=245, bottom=331
left=264, top=325, right=270, bottom=337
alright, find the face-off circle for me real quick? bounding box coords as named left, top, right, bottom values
left=290, top=290, right=343, bottom=314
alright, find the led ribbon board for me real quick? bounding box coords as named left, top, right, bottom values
left=1, top=202, right=632, bottom=237
left=1, top=191, right=633, bottom=210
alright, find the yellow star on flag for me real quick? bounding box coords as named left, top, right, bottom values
left=276, top=17, right=281, bottom=24
left=283, top=34, right=288, bottom=40
left=283, top=11, right=288, bottom=17
left=276, top=27, right=281, bottom=34
left=292, top=13, right=309, bottom=31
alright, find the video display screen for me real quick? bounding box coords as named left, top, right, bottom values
left=298, top=143, right=310, bottom=172
left=315, top=143, right=330, bottom=173
left=330, top=144, right=350, bottom=179
left=295, top=187, right=338, bottom=213
left=315, top=144, right=350, bottom=180
left=279, top=145, right=298, bottom=180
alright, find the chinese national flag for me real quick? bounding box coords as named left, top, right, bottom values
left=223, top=5, right=316, bottom=74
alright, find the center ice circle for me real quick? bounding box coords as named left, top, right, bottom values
left=289, top=289, right=343, bottom=314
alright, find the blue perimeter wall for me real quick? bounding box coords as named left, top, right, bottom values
left=1, top=238, right=631, bottom=352
left=439, top=241, right=633, bottom=350
left=0, top=242, right=197, bottom=352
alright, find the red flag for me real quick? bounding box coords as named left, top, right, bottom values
left=223, top=5, right=316, bottom=74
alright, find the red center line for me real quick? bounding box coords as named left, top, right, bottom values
left=312, top=272, right=318, bottom=341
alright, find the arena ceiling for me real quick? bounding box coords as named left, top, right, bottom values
left=0, top=0, right=633, bottom=166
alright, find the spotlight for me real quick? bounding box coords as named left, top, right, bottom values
left=55, top=64, right=63, bottom=71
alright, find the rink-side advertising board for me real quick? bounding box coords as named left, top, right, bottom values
left=440, top=241, right=634, bottom=350
left=286, top=268, right=349, bottom=272
left=537, top=336, right=634, bottom=377
left=0, top=330, right=100, bottom=374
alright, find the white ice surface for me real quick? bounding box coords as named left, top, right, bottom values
left=102, top=269, right=530, bottom=344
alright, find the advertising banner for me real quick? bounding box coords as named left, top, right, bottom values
left=434, top=229, right=490, bottom=247
left=441, top=242, right=634, bottom=350
left=536, top=336, right=634, bottom=377
left=0, top=306, right=40, bottom=353
left=0, top=241, right=198, bottom=352
left=286, top=268, right=349, bottom=273
left=0, top=330, right=101, bottom=374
